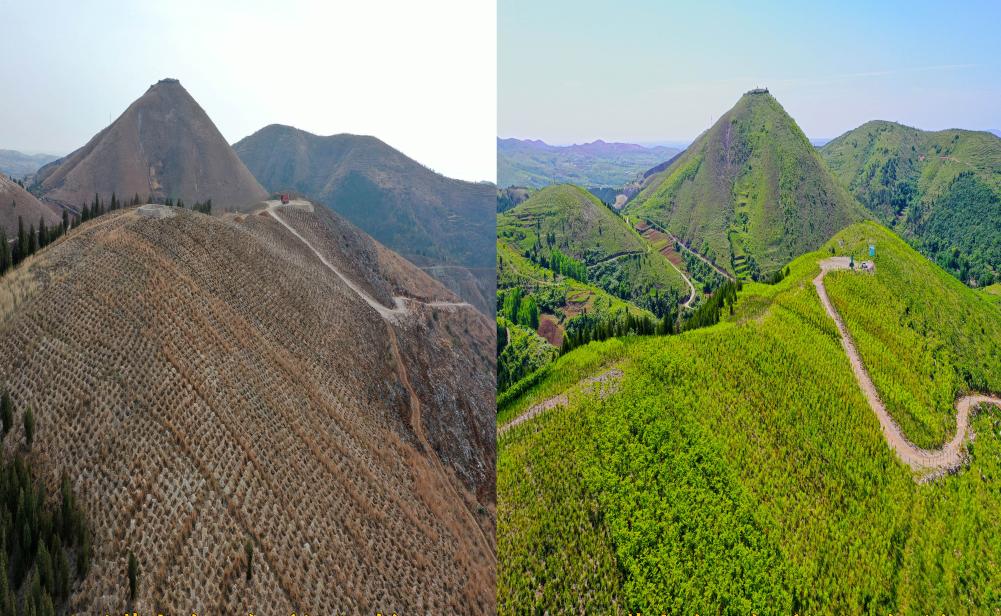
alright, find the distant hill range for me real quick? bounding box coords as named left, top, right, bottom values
left=626, top=89, right=865, bottom=280
left=498, top=137, right=680, bottom=189
left=0, top=149, right=59, bottom=179
left=821, top=120, right=1001, bottom=285
left=0, top=199, right=495, bottom=611
left=33, top=79, right=267, bottom=211
left=234, top=125, right=495, bottom=314
left=0, top=174, right=61, bottom=238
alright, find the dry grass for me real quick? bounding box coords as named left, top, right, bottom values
left=0, top=206, right=494, bottom=613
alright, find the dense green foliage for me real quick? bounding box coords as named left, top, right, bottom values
left=0, top=392, right=90, bottom=615
left=499, top=184, right=685, bottom=304
left=496, top=317, right=559, bottom=393
left=627, top=90, right=864, bottom=278
left=499, top=222, right=1001, bottom=613
left=822, top=121, right=1001, bottom=286
left=498, top=137, right=678, bottom=189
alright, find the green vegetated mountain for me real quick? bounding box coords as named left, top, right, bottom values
left=821, top=120, right=1001, bottom=285
left=498, top=138, right=679, bottom=189
left=627, top=89, right=865, bottom=281
left=234, top=124, right=495, bottom=314
left=498, top=221, right=1001, bottom=613
left=33, top=79, right=268, bottom=211
left=496, top=184, right=689, bottom=391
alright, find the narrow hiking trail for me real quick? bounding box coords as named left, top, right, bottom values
left=643, top=220, right=735, bottom=282
left=666, top=255, right=697, bottom=309
left=814, top=257, right=1001, bottom=481
left=267, top=199, right=493, bottom=555
left=265, top=201, right=473, bottom=322
left=498, top=369, right=623, bottom=436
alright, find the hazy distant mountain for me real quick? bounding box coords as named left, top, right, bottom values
left=497, top=138, right=681, bottom=189
left=234, top=124, right=495, bottom=314
left=0, top=149, right=60, bottom=179
left=627, top=89, right=864, bottom=279
left=988, top=129, right=1001, bottom=138
left=34, top=78, right=267, bottom=210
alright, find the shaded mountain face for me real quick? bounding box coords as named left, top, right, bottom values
left=821, top=121, right=1001, bottom=285
left=0, top=149, right=60, bottom=179
left=233, top=124, right=495, bottom=314
left=497, top=137, right=680, bottom=189
left=0, top=174, right=61, bottom=237
left=0, top=200, right=495, bottom=613
left=626, top=90, right=864, bottom=280
left=34, top=79, right=267, bottom=210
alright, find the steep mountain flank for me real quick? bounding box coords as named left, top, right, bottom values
left=0, top=201, right=495, bottom=613
left=34, top=79, right=267, bottom=210
left=821, top=120, right=1001, bottom=285
left=233, top=125, right=495, bottom=314
left=627, top=90, right=864, bottom=280
left=0, top=174, right=61, bottom=237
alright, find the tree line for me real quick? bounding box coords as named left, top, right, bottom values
left=0, top=390, right=90, bottom=616
left=2, top=192, right=213, bottom=279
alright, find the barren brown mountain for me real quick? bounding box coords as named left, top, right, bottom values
left=34, top=79, right=267, bottom=211
left=233, top=125, right=495, bottom=315
left=0, top=199, right=495, bottom=613
left=0, top=174, right=61, bottom=237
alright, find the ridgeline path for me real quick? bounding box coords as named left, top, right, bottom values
left=265, top=200, right=473, bottom=323
left=814, top=256, right=1001, bottom=481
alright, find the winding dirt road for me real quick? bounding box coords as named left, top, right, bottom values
left=265, top=201, right=473, bottom=323
left=814, top=257, right=1001, bottom=480
left=498, top=369, right=623, bottom=436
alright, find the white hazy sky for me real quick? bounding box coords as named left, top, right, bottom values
left=0, top=0, right=497, bottom=182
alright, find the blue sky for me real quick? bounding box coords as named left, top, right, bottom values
left=0, top=0, right=496, bottom=181
left=499, top=0, right=1001, bottom=144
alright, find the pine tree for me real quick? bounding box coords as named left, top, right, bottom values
left=15, top=216, right=25, bottom=264
left=27, top=224, right=36, bottom=255
left=0, top=227, right=9, bottom=274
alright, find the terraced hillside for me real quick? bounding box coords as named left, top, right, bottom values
left=627, top=89, right=864, bottom=280
left=233, top=124, right=495, bottom=315
left=498, top=221, right=1001, bottom=614
left=821, top=120, right=1001, bottom=286
left=33, top=79, right=267, bottom=211
left=0, top=201, right=495, bottom=613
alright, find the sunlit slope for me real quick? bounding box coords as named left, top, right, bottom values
left=627, top=90, right=864, bottom=279
left=821, top=120, right=1001, bottom=285
left=498, top=221, right=1001, bottom=614
left=499, top=184, right=684, bottom=296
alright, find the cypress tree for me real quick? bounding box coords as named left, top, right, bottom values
left=0, top=391, right=12, bottom=437
left=0, top=227, right=8, bottom=274
left=27, top=224, right=36, bottom=255
left=23, top=407, right=34, bottom=449
left=62, top=209, right=68, bottom=234
left=127, top=550, right=138, bottom=601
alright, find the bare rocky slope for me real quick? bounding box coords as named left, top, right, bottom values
left=0, top=174, right=61, bottom=237
left=233, top=125, right=495, bottom=315
left=34, top=79, right=267, bottom=211
left=0, top=200, right=495, bottom=613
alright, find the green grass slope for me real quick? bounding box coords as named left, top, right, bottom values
left=499, top=184, right=685, bottom=301
left=498, top=221, right=1001, bottom=614
left=821, top=120, right=1001, bottom=285
left=627, top=90, right=865, bottom=280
